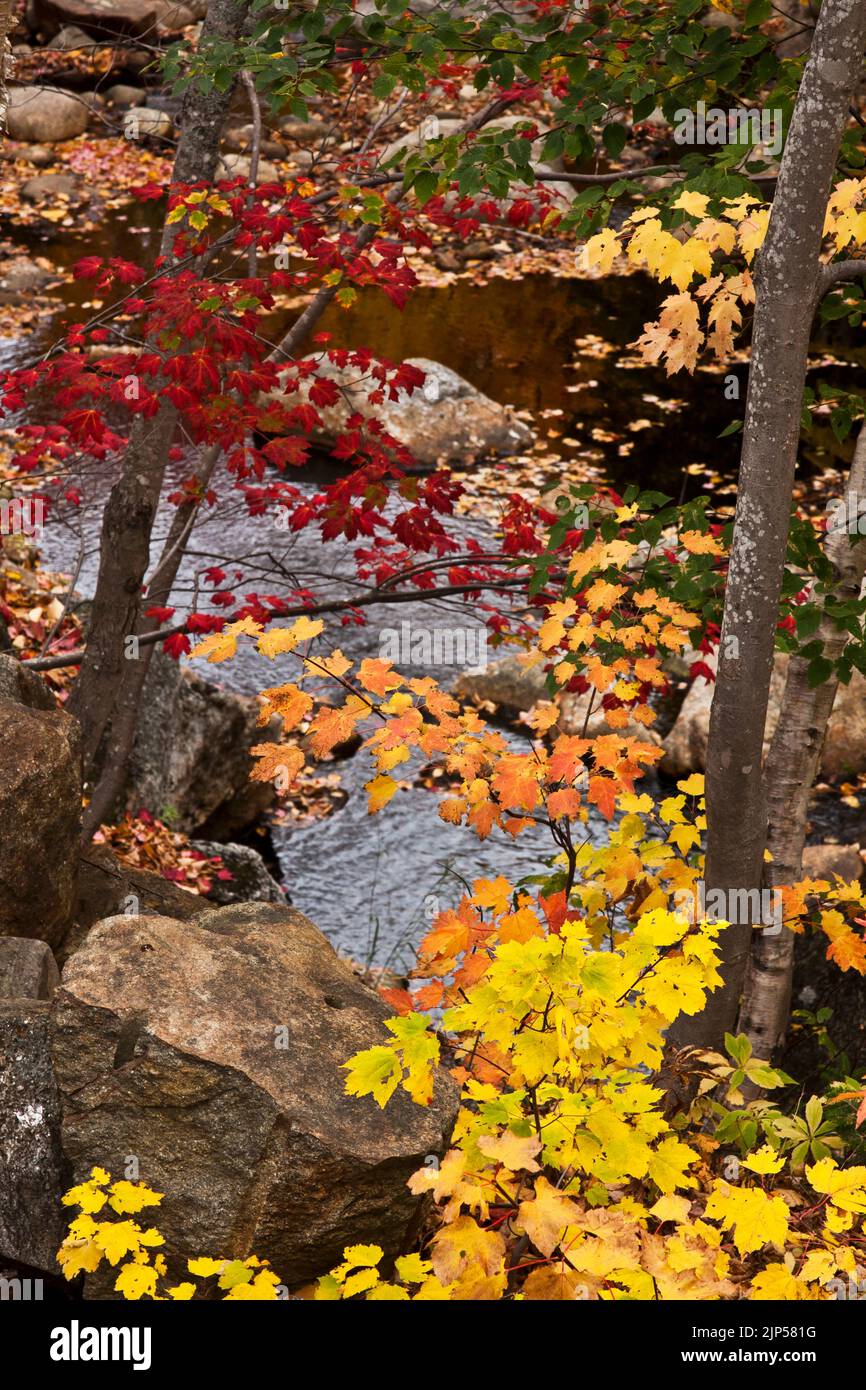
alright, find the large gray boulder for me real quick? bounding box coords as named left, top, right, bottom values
left=127, top=651, right=276, bottom=833
left=0, top=1001, right=67, bottom=1273
left=52, top=904, right=459, bottom=1290
left=6, top=86, right=89, bottom=143
left=0, top=695, right=80, bottom=946
left=261, top=356, right=534, bottom=468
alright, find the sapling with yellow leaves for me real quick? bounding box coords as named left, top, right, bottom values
left=58, top=1169, right=282, bottom=1301
left=59, top=489, right=866, bottom=1301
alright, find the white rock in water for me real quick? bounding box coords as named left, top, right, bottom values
left=261, top=355, right=534, bottom=467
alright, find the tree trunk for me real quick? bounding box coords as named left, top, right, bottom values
left=738, top=425, right=866, bottom=1055
left=67, top=0, right=253, bottom=785
left=668, top=0, right=866, bottom=1055
left=0, top=0, right=15, bottom=131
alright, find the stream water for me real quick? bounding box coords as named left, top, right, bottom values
left=7, top=204, right=864, bottom=968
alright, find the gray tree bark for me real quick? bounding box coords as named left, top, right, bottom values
left=668, top=0, right=866, bottom=1055
left=738, top=425, right=866, bottom=1055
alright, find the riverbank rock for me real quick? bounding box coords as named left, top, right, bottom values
left=21, top=172, right=81, bottom=203
left=818, top=675, right=866, bottom=780
left=661, top=652, right=866, bottom=780
left=127, top=651, right=276, bottom=834
left=0, top=653, right=55, bottom=709
left=801, top=843, right=863, bottom=883
left=278, top=117, right=334, bottom=142
left=20, top=145, right=55, bottom=167
left=126, top=107, right=173, bottom=138
left=189, top=840, right=286, bottom=906
left=0, top=690, right=81, bottom=947
left=33, top=0, right=159, bottom=38
left=217, top=152, right=281, bottom=184
left=6, top=86, right=89, bottom=143
left=453, top=653, right=547, bottom=718
left=263, top=356, right=533, bottom=468
left=153, top=0, right=197, bottom=29
left=0, top=939, right=59, bottom=1000
left=453, top=654, right=662, bottom=744
left=50, top=23, right=92, bottom=49
left=52, top=903, right=459, bottom=1290
left=105, top=84, right=145, bottom=107
left=0, top=1001, right=67, bottom=1273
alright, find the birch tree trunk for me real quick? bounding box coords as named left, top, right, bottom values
left=0, top=0, right=16, bottom=133
left=738, top=426, right=866, bottom=1055
left=668, top=0, right=866, bottom=1056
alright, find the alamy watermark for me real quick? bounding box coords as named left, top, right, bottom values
left=0, top=496, right=44, bottom=540
left=0, top=1269, right=43, bottom=1300
left=827, top=492, right=866, bottom=535
left=674, top=101, right=783, bottom=158
left=379, top=620, right=488, bottom=669
left=674, top=881, right=783, bottom=936
left=50, top=1321, right=151, bottom=1371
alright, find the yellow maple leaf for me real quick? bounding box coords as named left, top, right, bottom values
left=431, top=1215, right=507, bottom=1297
left=189, top=630, right=238, bottom=664
left=114, top=1261, right=158, bottom=1301
left=681, top=529, right=724, bottom=555
left=750, top=1262, right=806, bottom=1301
left=742, top=1145, right=785, bottom=1175
left=517, top=1177, right=581, bottom=1257
left=584, top=226, right=620, bottom=274
left=634, top=293, right=703, bottom=375
left=477, top=1130, right=542, bottom=1173
left=704, top=1181, right=789, bottom=1255
left=188, top=1257, right=226, bottom=1277
left=107, top=1180, right=163, bottom=1216
left=257, top=616, right=324, bottom=659
left=57, top=1235, right=103, bottom=1279
left=672, top=190, right=711, bottom=218
left=738, top=207, right=770, bottom=262
left=366, top=773, right=399, bottom=812
left=806, top=1158, right=866, bottom=1212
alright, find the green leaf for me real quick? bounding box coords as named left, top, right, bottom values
left=602, top=122, right=627, bottom=158
left=805, top=1095, right=823, bottom=1132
